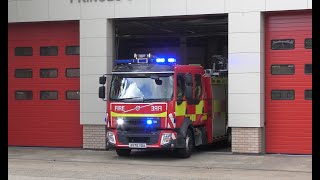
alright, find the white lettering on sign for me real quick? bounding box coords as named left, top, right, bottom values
left=115, top=106, right=125, bottom=111
left=70, top=0, right=132, bottom=3
left=151, top=106, right=162, bottom=111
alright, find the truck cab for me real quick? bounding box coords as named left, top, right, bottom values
left=99, top=54, right=229, bottom=158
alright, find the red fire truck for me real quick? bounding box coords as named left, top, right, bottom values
left=99, top=54, right=229, bottom=158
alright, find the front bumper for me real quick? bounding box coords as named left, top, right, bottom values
left=106, top=129, right=184, bottom=149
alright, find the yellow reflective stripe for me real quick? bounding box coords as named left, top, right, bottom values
left=111, top=111, right=167, bottom=118
left=213, top=100, right=221, bottom=112
left=196, top=100, right=204, bottom=115
left=186, top=114, right=197, bottom=121
left=175, top=101, right=186, bottom=116
left=202, top=113, right=208, bottom=121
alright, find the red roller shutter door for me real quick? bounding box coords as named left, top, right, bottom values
left=266, top=11, right=312, bottom=154
left=8, top=21, right=82, bottom=147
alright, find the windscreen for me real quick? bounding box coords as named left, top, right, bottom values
left=110, top=74, right=174, bottom=102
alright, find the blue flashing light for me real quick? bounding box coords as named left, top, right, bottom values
left=167, top=58, right=176, bottom=63
left=146, top=119, right=153, bottom=125
left=156, top=58, right=165, bottom=63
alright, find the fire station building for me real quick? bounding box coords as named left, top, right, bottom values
left=8, top=0, right=312, bottom=155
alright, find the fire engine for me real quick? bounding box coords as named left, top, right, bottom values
left=98, top=53, right=229, bottom=158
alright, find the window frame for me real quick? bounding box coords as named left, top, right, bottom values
left=65, top=68, right=80, bottom=78
left=305, top=89, right=312, bottom=100
left=40, top=46, right=58, bottom=56
left=271, top=64, right=295, bottom=75
left=15, top=91, right=33, bottom=100
left=15, top=47, right=33, bottom=56
left=194, top=74, right=202, bottom=104
left=271, top=90, right=295, bottom=100
left=271, top=39, right=295, bottom=50
left=304, top=38, right=312, bottom=49
left=176, top=73, right=186, bottom=101
left=304, top=64, right=312, bottom=75
left=40, top=91, right=59, bottom=100
left=40, top=68, right=58, bottom=78
left=66, top=90, right=80, bottom=100
left=65, top=46, right=80, bottom=55
left=15, top=69, right=33, bottom=78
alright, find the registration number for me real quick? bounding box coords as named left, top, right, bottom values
left=129, top=143, right=147, bottom=149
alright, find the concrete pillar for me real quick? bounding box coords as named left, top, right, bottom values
left=228, top=12, right=265, bottom=153
left=80, top=19, right=114, bottom=149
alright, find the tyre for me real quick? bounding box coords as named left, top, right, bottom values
left=116, top=149, right=131, bottom=157
left=175, top=128, right=194, bottom=158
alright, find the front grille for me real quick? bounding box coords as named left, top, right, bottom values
left=127, top=137, right=150, bottom=143
left=126, top=119, right=145, bottom=126
left=117, top=131, right=160, bottom=145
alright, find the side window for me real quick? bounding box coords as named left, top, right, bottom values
left=65, top=46, right=80, bottom=55
left=305, top=64, right=312, bottom=74
left=271, top=64, right=295, bottom=75
left=66, top=90, right=80, bottom=100
left=305, top=38, right=312, bottom=49
left=194, top=74, right=202, bottom=104
left=15, top=47, right=33, bottom=56
left=185, top=73, right=193, bottom=105
left=271, top=90, right=295, bottom=100
left=15, top=91, right=33, bottom=100
left=40, top=69, right=58, bottom=78
left=176, top=74, right=185, bottom=100
left=66, top=68, right=80, bottom=78
left=40, top=46, right=58, bottom=56
left=271, top=39, right=295, bottom=50
left=40, top=91, right=58, bottom=100
left=15, top=69, right=33, bottom=78
left=305, top=90, right=312, bottom=100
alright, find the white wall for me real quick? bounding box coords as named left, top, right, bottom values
left=228, top=12, right=265, bottom=127
left=8, top=0, right=311, bottom=22
left=80, top=19, right=114, bottom=125
left=8, top=0, right=311, bottom=127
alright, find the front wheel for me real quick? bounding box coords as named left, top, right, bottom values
left=175, top=128, right=194, bottom=158
left=116, top=149, right=131, bottom=157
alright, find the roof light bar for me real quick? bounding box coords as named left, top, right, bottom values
left=115, top=54, right=177, bottom=65
left=156, top=58, right=165, bottom=63
left=167, top=58, right=176, bottom=63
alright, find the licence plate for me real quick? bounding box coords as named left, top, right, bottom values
left=129, top=143, right=147, bottom=149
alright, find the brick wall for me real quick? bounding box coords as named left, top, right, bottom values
left=83, top=125, right=106, bottom=150
left=232, top=127, right=262, bottom=153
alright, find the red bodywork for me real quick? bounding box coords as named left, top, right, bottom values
left=106, top=65, right=215, bottom=148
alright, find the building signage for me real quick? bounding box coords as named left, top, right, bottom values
left=70, top=0, right=131, bottom=3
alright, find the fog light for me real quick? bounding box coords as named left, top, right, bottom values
left=107, top=131, right=116, bottom=144
left=161, top=133, right=172, bottom=145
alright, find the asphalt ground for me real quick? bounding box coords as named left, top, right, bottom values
left=8, top=144, right=311, bottom=180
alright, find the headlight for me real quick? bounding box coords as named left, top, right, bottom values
left=117, top=118, right=124, bottom=125
left=107, top=131, right=116, bottom=144
left=161, top=133, right=172, bottom=145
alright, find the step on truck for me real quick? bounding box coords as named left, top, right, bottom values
left=98, top=53, right=229, bottom=158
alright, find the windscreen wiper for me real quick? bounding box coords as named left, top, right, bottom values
left=113, top=97, right=145, bottom=102
left=143, top=98, right=170, bottom=102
